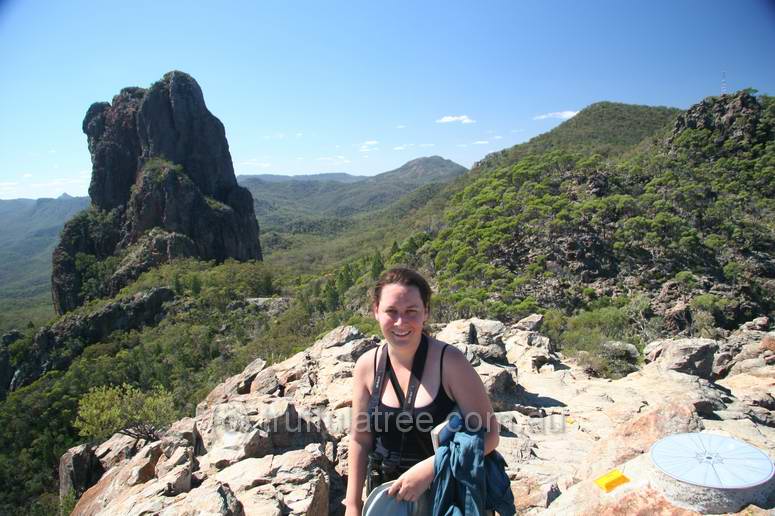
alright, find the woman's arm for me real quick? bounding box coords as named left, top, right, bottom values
left=344, top=350, right=376, bottom=515
left=388, top=343, right=501, bottom=502
left=444, top=345, right=500, bottom=454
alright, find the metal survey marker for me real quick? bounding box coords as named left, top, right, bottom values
left=650, top=433, right=775, bottom=489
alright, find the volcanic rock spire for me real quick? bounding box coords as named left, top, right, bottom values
left=52, top=71, right=262, bottom=314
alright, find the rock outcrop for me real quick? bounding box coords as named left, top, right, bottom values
left=7, top=288, right=174, bottom=392
left=64, top=315, right=775, bottom=515
left=52, top=71, right=262, bottom=315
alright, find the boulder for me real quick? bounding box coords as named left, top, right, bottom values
left=513, top=313, right=544, bottom=332
left=435, top=318, right=506, bottom=348
left=504, top=330, right=557, bottom=372
left=717, top=372, right=775, bottom=411
left=655, top=338, right=718, bottom=379
left=59, top=444, right=104, bottom=501
left=159, top=481, right=244, bottom=516
left=474, top=362, right=519, bottom=412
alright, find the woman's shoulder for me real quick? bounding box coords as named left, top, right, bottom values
left=427, top=335, right=465, bottom=360
left=353, top=344, right=381, bottom=383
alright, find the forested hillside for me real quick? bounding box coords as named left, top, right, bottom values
left=1, top=91, right=773, bottom=514
left=0, top=195, right=90, bottom=332
left=243, top=156, right=466, bottom=271
left=417, top=91, right=774, bottom=372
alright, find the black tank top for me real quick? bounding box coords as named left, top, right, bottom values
left=369, top=340, right=456, bottom=463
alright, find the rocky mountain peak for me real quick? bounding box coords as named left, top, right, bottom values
left=668, top=90, right=765, bottom=151
left=52, top=71, right=262, bottom=314
left=84, top=71, right=239, bottom=210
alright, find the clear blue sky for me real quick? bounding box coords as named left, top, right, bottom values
left=1, top=0, right=774, bottom=199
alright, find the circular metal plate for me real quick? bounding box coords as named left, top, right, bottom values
left=650, top=433, right=774, bottom=489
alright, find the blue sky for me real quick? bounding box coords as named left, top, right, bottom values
left=1, top=0, right=774, bottom=199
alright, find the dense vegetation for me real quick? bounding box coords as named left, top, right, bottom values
left=0, top=195, right=89, bottom=332
left=418, top=93, right=775, bottom=372
left=1, top=91, right=773, bottom=513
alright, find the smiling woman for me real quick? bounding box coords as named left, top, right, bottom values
left=344, top=267, right=500, bottom=515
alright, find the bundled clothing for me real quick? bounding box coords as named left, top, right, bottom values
left=431, top=428, right=516, bottom=516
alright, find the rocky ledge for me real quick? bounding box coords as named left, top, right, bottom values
left=63, top=316, right=775, bottom=515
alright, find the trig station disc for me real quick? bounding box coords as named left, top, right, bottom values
left=650, top=433, right=774, bottom=489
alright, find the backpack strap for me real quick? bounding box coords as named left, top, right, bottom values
left=385, top=334, right=429, bottom=412
left=368, top=344, right=389, bottom=413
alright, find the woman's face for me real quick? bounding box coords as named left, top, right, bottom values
left=373, top=283, right=429, bottom=348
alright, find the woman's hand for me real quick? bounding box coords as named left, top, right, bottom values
left=388, top=457, right=435, bottom=502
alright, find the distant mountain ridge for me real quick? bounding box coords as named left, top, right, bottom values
left=238, top=156, right=467, bottom=236
left=0, top=194, right=90, bottom=331
left=237, top=172, right=363, bottom=183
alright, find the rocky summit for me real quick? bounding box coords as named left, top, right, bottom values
left=51, top=71, right=262, bottom=315
left=62, top=316, right=775, bottom=515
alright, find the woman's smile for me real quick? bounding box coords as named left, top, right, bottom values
left=373, top=283, right=429, bottom=347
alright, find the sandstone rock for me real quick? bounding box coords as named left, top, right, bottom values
left=644, top=339, right=670, bottom=362
left=435, top=318, right=506, bottom=348
left=504, top=329, right=557, bottom=372
left=160, top=481, right=244, bottom=516
left=159, top=462, right=193, bottom=497
left=73, top=441, right=167, bottom=515
left=655, top=338, right=718, bottom=379
left=127, top=442, right=164, bottom=486
left=577, top=402, right=703, bottom=480
left=311, top=325, right=363, bottom=351
left=510, top=477, right=560, bottom=512
left=664, top=299, right=691, bottom=333
left=475, top=362, right=519, bottom=412
left=214, top=456, right=274, bottom=492
left=250, top=367, right=281, bottom=395
left=59, top=444, right=104, bottom=501
left=714, top=329, right=771, bottom=378
left=64, top=324, right=775, bottom=516
left=717, top=373, right=775, bottom=411
left=513, top=313, right=544, bottom=332
left=95, top=432, right=144, bottom=470
left=740, top=316, right=770, bottom=332
left=234, top=485, right=284, bottom=515
left=156, top=445, right=193, bottom=478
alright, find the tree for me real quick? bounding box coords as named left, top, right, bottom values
left=74, top=384, right=177, bottom=442
left=370, top=251, right=384, bottom=280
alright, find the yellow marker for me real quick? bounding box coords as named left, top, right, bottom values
left=594, top=469, right=630, bottom=493
left=566, top=417, right=575, bottom=425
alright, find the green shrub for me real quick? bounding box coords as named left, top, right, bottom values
left=74, top=383, right=177, bottom=442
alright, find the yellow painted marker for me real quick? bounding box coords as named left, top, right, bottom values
left=594, top=469, right=630, bottom=493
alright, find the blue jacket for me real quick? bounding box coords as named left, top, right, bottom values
left=431, top=428, right=516, bottom=516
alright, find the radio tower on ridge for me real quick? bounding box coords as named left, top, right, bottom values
left=721, top=71, right=728, bottom=95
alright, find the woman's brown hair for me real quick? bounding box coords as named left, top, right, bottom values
left=371, top=267, right=432, bottom=310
